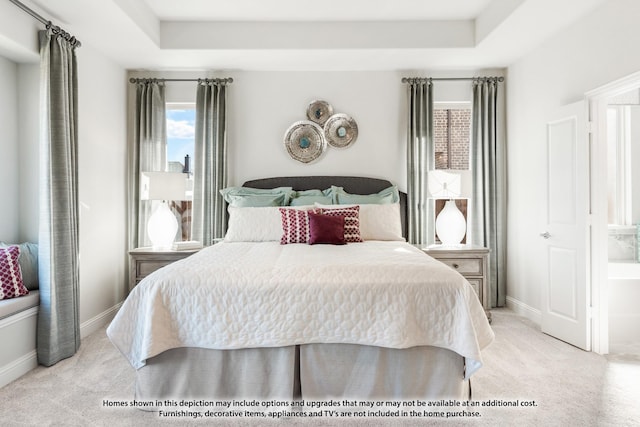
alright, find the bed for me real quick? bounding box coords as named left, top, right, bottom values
left=107, top=176, right=493, bottom=406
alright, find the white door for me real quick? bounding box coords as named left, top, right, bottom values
left=541, top=102, right=591, bottom=351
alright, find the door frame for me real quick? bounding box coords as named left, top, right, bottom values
left=585, top=70, right=640, bottom=355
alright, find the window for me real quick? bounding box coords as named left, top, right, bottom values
left=166, top=103, right=196, bottom=173
left=433, top=103, right=471, bottom=244
left=166, top=103, right=195, bottom=241
left=434, top=104, right=471, bottom=170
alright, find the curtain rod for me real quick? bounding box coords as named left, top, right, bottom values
left=402, top=76, right=504, bottom=83
left=129, top=78, right=233, bottom=85
left=9, top=0, right=81, bottom=47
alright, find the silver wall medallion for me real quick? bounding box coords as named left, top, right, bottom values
left=306, top=100, right=334, bottom=126
left=324, top=113, right=358, bottom=148
left=283, top=120, right=327, bottom=163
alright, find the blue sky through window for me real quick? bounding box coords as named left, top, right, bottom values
left=166, top=106, right=195, bottom=169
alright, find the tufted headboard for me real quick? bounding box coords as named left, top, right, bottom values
left=242, top=176, right=408, bottom=239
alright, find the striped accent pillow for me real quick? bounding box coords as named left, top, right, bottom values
left=279, top=208, right=311, bottom=244
left=315, top=205, right=363, bottom=243
left=0, top=245, right=29, bottom=300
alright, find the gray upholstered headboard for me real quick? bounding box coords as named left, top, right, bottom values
left=242, top=176, right=408, bottom=239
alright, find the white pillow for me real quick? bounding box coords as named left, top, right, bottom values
left=224, top=206, right=283, bottom=242
left=313, top=203, right=404, bottom=241
left=359, top=203, right=404, bottom=241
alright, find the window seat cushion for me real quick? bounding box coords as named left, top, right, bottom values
left=0, top=290, right=39, bottom=321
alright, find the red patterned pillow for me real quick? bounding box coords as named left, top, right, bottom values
left=279, top=208, right=311, bottom=244
left=315, top=205, right=363, bottom=243
left=0, top=245, right=29, bottom=300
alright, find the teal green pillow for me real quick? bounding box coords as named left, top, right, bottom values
left=220, top=186, right=294, bottom=207
left=331, top=185, right=400, bottom=204
left=289, top=189, right=333, bottom=206
left=226, top=194, right=287, bottom=207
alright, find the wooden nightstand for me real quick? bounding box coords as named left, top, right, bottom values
left=418, top=245, right=491, bottom=322
left=128, top=247, right=199, bottom=292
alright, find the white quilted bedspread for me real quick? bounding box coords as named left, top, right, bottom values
left=107, top=241, right=494, bottom=378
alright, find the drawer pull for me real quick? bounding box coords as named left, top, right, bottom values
left=452, top=263, right=459, bottom=269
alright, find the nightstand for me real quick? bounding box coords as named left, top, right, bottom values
left=419, top=245, right=491, bottom=322
left=128, top=247, right=199, bottom=292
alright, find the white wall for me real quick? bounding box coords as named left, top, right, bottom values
left=228, top=71, right=406, bottom=187
left=0, top=55, right=19, bottom=242
left=76, top=48, right=128, bottom=327
left=129, top=69, right=502, bottom=192
left=17, top=63, right=39, bottom=243
left=506, top=0, right=640, bottom=318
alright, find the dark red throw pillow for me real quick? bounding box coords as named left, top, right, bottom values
left=308, top=211, right=346, bottom=245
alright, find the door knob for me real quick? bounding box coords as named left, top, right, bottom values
left=540, top=232, right=551, bottom=239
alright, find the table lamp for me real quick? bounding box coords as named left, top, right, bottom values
left=428, top=170, right=471, bottom=246
left=140, top=171, right=190, bottom=250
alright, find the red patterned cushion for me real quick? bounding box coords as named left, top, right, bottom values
left=279, top=208, right=311, bottom=244
left=0, top=246, right=29, bottom=300
left=308, top=211, right=346, bottom=245
left=315, top=205, right=363, bottom=243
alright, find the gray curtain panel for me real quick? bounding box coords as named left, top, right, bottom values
left=406, top=80, right=435, bottom=246
left=192, top=81, right=228, bottom=245
left=37, top=29, right=80, bottom=366
left=470, top=78, right=507, bottom=307
left=129, top=81, right=167, bottom=249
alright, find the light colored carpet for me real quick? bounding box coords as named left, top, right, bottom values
left=0, top=308, right=638, bottom=426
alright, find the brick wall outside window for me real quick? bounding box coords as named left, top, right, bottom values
left=434, top=109, right=470, bottom=170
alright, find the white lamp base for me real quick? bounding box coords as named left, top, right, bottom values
left=435, top=200, right=467, bottom=246
left=147, top=201, right=178, bottom=250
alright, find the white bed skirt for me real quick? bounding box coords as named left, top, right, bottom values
left=300, top=343, right=467, bottom=400
left=135, top=344, right=468, bottom=405
left=135, top=346, right=297, bottom=402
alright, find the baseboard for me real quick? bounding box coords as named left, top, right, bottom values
left=0, top=306, right=38, bottom=329
left=0, top=350, right=37, bottom=389
left=0, top=302, right=123, bottom=389
left=506, top=296, right=541, bottom=325
left=80, top=302, right=123, bottom=339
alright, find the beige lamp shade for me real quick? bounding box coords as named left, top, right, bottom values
left=428, top=169, right=471, bottom=199
left=140, top=172, right=190, bottom=201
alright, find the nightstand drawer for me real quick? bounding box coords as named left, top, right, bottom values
left=438, top=258, right=483, bottom=275
left=466, top=278, right=481, bottom=297
left=137, top=260, right=174, bottom=278
left=129, top=248, right=200, bottom=292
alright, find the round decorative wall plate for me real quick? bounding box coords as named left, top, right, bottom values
left=306, top=100, right=334, bottom=126
left=323, top=113, right=358, bottom=148
left=283, top=120, right=327, bottom=163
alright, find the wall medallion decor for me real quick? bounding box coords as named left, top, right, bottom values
left=323, top=113, right=358, bottom=148
left=284, top=99, right=358, bottom=163
left=283, top=120, right=327, bottom=164
left=306, top=100, right=334, bottom=126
